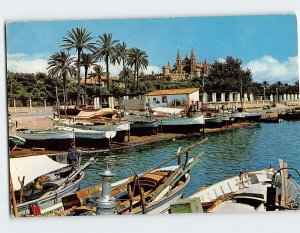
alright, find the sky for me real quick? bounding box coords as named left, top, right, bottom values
left=6, top=15, right=299, bottom=84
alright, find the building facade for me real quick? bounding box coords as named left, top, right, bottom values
left=162, top=49, right=210, bottom=80
left=146, top=88, right=200, bottom=109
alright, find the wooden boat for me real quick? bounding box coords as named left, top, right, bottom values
left=156, top=114, right=205, bottom=133
left=10, top=155, right=97, bottom=216
left=189, top=159, right=300, bottom=213
left=204, top=117, right=223, bottom=128
left=9, top=135, right=26, bottom=151
left=231, top=111, right=262, bottom=122
left=260, top=117, right=283, bottom=123
left=54, top=119, right=130, bottom=143
left=62, top=139, right=208, bottom=215
left=129, top=120, right=158, bottom=136
left=278, top=107, right=300, bottom=120
left=56, top=126, right=116, bottom=148
left=124, top=115, right=158, bottom=136
left=15, top=128, right=73, bottom=150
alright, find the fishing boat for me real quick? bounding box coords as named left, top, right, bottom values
left=204, top=116, right=223, bottom=128
left=61, top=139, right=208, bottom=215
left=10, top=155, right=97, bottom=216
left=15, top=128, right=73, bottom=150
left=278, top=107, right=300, bottom=120
left=189, top=159, right=300, bottom=213
left=124, top=114, right=158, bottom=136
left=54, top=119, right=130, bottom=143
left=56, top=126, right=116, bottom=148
left=129, top=120, right=158, bottom=136
left=156, top=114, right=205, bottom=133
left=259, top=117, right=283, bottom=123
left=231, top=110, right=262, bottom=122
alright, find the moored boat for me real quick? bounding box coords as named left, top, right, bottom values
left=189, top=159, right=300, bottom=213
left=10, top=155, right=97, bottom=216
left=61, top=139, right=208, bottom=215
left=57, top=126, right=116, bottom=148
left=278, top=107, right=300, bottom=120
left=15, top=128, right=73, bottom=150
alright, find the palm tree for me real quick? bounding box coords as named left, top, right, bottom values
left=90, top=64, right=106, bottom=97
left=78, top=53, right=97, bottom=104
left=47, top=51, right=76, bottom=113
left=119, top=67, right=132, bottom=94
left=94, top=33, right=119, bottom=91
left=61, top=28, right=96, bottom=106
left=112, top=42, right=128, bottom=91
left=127, top=48, right=149, bottom=93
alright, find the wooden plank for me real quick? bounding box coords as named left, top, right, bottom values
left=279, top=159, right=288, bottom=207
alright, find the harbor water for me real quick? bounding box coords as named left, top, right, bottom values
left=81, top=121, right=300, bottom=197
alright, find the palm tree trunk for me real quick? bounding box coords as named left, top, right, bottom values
left=98, top=75, right=101, bottom=97
left=76, top=49, right=81, bottom=106
left=136, top=64, right=139, bottom=94
left=84, top=67, right=88, bottom=106
left=106, top=56, right=109, bottom=91
left=63, top=74, right=67, bottom=117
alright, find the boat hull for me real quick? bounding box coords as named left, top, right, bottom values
left=157, top=115, right=205, bottom=134
left=129, top=121, right=158, bottom=136
left=17, top=172, right=84, bottom=215
left=16, top=129, right=73, bottom=150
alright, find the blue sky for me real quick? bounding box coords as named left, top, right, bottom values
left=6, top=15, right=299, bottom=84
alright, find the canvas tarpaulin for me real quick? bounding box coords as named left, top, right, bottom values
left=10, top=155, right=69, bottom=190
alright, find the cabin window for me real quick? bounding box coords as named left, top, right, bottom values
left=153, top=97, right=156, bottom=101
left=162, top=96, right=167, bottom=103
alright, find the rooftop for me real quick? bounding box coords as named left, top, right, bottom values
left=147, top=88, right=199, bottom=96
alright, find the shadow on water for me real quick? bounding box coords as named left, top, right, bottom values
left=81, top=121, right=300, bottom=197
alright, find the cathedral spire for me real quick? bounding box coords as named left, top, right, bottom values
left=176, top=49, right=181, bottom=61
left=190, top=48, right=196, bottom=60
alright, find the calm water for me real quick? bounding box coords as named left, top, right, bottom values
left=81, top=121, right=300, bottom=197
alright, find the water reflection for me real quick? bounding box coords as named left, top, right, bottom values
left=82, top=121, right=300, bottom=197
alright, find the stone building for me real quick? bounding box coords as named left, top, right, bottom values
left=162, top=49, right=211, bottom=80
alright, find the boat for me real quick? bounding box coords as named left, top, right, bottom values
left=10, top=155, right=97, bottom=216
left=9, top=135, right=26, bottom=151
left=156, top=114, right=205, bottom=133
left=231, top=110, right=262, bottom=122
left=278, top=107, right=300, bottom=120
left=56, top=126, right=116, bottom=148
left=124, top=114, right=158, bottom=136
left=189, top=159, right=300, bottom=213
left=204, top=116, right=223, bottom=128
left=61, top=139, right=208, bottom=215
left=54, top=119, right=130, bottom=143
left=129, top=120, right=158, bottom=136
left=259, top=117, right=283, bottom=123
left=15, top=128, right=74, bottom=150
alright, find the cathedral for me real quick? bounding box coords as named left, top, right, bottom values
left=162, top=49, right=210, bottom=80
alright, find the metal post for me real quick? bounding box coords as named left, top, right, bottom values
left=44, top=99, right=47, bottom=111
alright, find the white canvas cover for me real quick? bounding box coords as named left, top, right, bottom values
left=152, top=107, right=184, bottom=115
left=10, top=155, right=69, bottom=190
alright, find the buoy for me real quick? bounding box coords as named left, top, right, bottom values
left=173, top=138, right=176, bottom=141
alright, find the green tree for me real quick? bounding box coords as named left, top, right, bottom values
left=61, top=28, right=96, bottom=106
left=119, top=67, right=133, bottom=94
left=127, top=48, right=149, bottom=93
left=94, top=33, right=119, bottom=91
left=47, top=51, right=76, bottom=107
left=90, top=64, right=106, bottom=97
left=206, top=56, right=253, bottom=93
left=78, top=53, right=97, bottom=104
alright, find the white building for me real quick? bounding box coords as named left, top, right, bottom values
left=146, top=88, right=200, bottom=109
